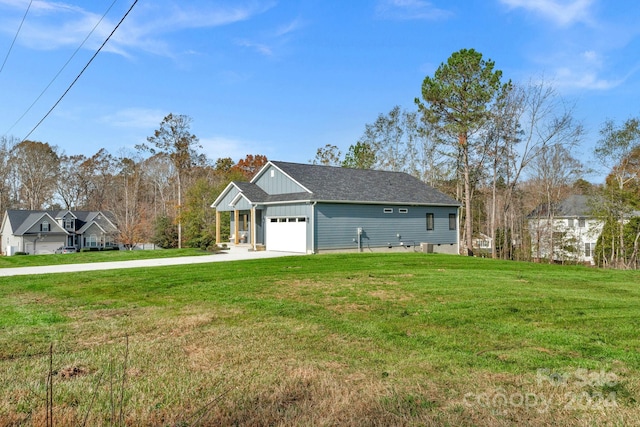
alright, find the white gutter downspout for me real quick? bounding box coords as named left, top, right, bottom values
left=311, top=201, right=317, bottom=254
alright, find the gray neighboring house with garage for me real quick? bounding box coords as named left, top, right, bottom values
left=1, top=209, right=118, bottom=255
left=212, top=161, right=461, bottom=254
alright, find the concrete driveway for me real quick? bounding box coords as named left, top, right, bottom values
left=0, top=250, right=304, bottom=277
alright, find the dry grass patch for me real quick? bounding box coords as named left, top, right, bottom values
left=1, top=253, right=639, bottom=425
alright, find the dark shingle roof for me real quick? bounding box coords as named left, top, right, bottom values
left=6, top=210, right=46, bottom=234
left=528, top=195, right=592, bottom=218
left=4, top=209, right=117, bottom=235
left=556, top=195, right=590, bottom=216
left=233, top=181, right=269, bottom=201
left=260, top=161, right=460, bottom=206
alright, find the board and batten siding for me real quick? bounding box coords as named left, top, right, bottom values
left=315, top=203, right=458, bottom=251
left=214, top=186, right=241, bottom=212
left=232, top=197, right=252, bottom=211
left=263, top=203, right=310, bottom=218
left=254, top=165, right=308, bottom=195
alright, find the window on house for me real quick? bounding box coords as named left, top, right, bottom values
left=578, top=218, right=585, bottom=228
left=64, top=218, right=74, bottom=230
left=383, top=208, right=393, bottom=214
left=426, top=213, right=434, bottom=231
left=585, top=242, right=596, bottom=257
left=88, top=234, right=98, bottom=247
left=568, top=218, right=574, bottom=227
left=399, top=208, right=408, bottom=214
left=41, top=221, right=50, bottom=232
left=449, top=214, right=457, bottom=230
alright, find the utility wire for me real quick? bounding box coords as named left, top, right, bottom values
left=0, top=0, right=33, bottom=75
left=22, top=0, right=139, bottom=142
left=5, top=0, right=119, bottom=136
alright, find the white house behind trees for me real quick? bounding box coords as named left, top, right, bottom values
left=528, top=195, right=603, bottom=265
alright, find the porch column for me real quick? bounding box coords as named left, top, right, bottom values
left=215, top=209, right=221, bottom=245
left=234, top=210, right=240, bottom=245
left=251, top=205, right=256, bottom=251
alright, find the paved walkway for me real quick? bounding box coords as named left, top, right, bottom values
left=0, top=250, right=304, bottom=277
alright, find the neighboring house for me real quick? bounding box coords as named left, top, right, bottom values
left=1, top=210, right=118, bottom=255
left=528, top=195, right=602, bottom=264
left=473, top=233, right=493, bottom=255
left=212, top=161, right=461, bottom=254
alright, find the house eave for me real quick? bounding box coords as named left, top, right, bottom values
left=312, top=200, right=462, bottom=207
left=256, top=199, right=461, bottom=207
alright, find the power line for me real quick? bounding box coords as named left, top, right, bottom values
left=0, top=0, right=33, bottom=75
left=22, top=0, right=139, bottom=142
left=5, top=0, right=119, bottom=136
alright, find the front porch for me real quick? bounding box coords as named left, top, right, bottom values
left=215, top=208, right=264, bottom=249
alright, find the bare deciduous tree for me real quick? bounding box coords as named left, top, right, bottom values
left=11, top=140, right=60, bottom=210
left=137, top=113, right=203, bottom=249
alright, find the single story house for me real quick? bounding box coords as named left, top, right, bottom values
left=1, top=209, right=118, bottom=255
left=211, top=161, right=461, bottom=254
left=528, top=195, right=603, bottom=264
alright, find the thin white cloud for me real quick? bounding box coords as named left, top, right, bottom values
left=375, top=0, right=452, bottom=20
left=547, top=48, right=638, bottom=91
left=235, top=17, right=305, bottom=57
left=100, top=108, right=165, bottom=129
left=200, top=135, right=268, bottom=162
left=0, top=1, right=276, bottom=57
left=0, top=0, right=82, bottom=14
left=235, top=39, right=274, bottom=56
left=274, top=18, right=304, bottom=37
left=554, top=67, right=622, bottom=90
left=499, top=0, right=594, bottom=26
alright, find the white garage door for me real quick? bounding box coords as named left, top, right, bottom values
left=36, top=241, right=62, bottom=254
left=266, top=217, right=307, bottom=253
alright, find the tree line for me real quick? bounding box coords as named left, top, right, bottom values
left=0, top=114, right=267, bottom=251
left=312, top=49, right=640, bottom=268
left=2, top=49, right=638, bottom=267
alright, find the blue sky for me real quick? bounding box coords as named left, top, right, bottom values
left=0, top=0, right=639, bottom=181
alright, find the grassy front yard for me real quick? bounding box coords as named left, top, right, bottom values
left=0, top=253, right=638, bottom=426
left=0, top=248, right=212, bottom=269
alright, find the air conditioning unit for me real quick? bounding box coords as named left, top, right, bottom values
left=420, top=242, right=433, bottom=253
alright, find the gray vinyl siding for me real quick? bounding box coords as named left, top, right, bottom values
left=263, top=203, right=310, bottom=218
left=254, top=165, right=308, bottom=195
left=255, top=210, right=264, bottom=244
left=315, top=203, right=458, bottom=250
left=233, top=197, right=252, bottom=211
left=215, top=187, right=241, bottom=212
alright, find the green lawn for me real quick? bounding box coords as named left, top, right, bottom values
left=0, top=253, right=638, bottom=426
left=0, top=248, right=212, bottom=268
